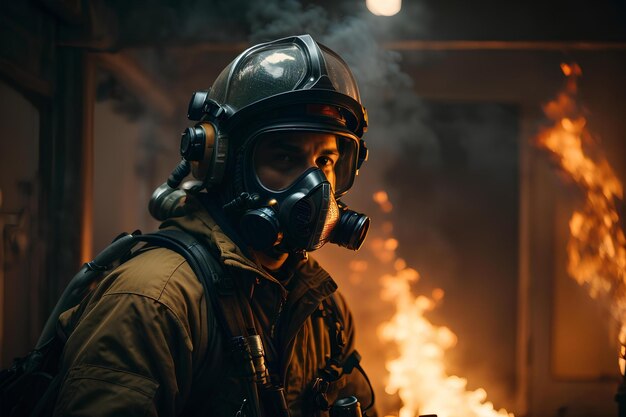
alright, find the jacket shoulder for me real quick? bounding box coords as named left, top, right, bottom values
left=100, top=247, right=207, bottom=329
left=106, top=248, right=200, bottom=299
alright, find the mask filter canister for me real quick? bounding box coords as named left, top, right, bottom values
left=330, top=205, right=370, bottom=250
left=239, top=206, right=281, bottom=251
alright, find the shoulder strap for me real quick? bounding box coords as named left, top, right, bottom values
left=309, top=294, right=354, bottom=412
left=317, top=294, right=376, bottom=413
left=138, top=229, right=260, bottom=389
left=145, top=230, right=268, bottom=417
left=139, top=229, right=253, bottom=340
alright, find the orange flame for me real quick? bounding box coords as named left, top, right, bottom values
left=536, top=63, right=626, bottom=368
left=372, top=193, right=513, bottom=417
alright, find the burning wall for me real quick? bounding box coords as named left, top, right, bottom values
left=537, top=64, right=626, bottom=328
left=536, top=64, right=625, bottom=383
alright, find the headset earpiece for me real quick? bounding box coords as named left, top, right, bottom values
left=180, top=122, right=216, bottom=182
left=180, top=124, right=208, bottom=162
left=179, top=91, right=229, bottom=187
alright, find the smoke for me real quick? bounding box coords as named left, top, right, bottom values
left=96, top=73, right=146, bottom=121
left=247, top=2, right=331, bottom=41
left=246, top=1, right=436, bottom=159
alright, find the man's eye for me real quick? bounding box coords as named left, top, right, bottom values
left=316, top=156, right=335, bottom=168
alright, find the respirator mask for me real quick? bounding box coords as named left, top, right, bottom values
left=226, top=127, right=370, bottom=253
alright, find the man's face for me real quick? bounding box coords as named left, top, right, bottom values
left=254, top=132, right=339, bottom=191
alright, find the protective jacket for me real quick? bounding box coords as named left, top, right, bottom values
left=51, top=196, right=374, bottom=417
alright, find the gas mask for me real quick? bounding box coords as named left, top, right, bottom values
left=227, top=128, right=370, bottom=253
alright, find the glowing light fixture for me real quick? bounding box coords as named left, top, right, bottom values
left=366, top=0, right=401, bottom=16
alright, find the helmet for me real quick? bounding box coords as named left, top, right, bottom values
left=158, top=34, right=370, bottom=253
left=209, top=34, right=368, bottom=140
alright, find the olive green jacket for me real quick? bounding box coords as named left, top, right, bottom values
left=52, top=198, right=375, bottom=417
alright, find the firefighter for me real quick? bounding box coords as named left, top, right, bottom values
left=52, top=34, right=375, bottom=417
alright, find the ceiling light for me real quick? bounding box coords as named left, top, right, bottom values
left=366, top=0, right=401, bottom=16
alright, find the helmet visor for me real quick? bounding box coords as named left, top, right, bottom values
left=253, top=130, right=358, bottom=196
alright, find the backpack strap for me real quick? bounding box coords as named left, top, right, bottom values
left=143, top=230, right=265, bottom=417
left=136, top=229, right=253, bottom=339
left=138, top=229, right=260, bottom=392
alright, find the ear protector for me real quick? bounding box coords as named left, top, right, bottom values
left=179, top=90, right=229, bottom=187
left=148, top=91, right=230, bottom=221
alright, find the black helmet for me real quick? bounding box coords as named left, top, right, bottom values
left=209, top=34, right=368, bottom=139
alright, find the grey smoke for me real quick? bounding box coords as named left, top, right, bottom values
left=247, top=2, right=331, bottom=42
left=245, top=0, right=439, bottom=163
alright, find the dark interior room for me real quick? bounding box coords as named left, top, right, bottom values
left=1, top=1, right=625, bottom=416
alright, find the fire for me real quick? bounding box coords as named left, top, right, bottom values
left=371, top=192, right=513, bottom=417
left=536, top=63, right=626, bottom=365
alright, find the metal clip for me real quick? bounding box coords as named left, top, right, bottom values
left=311, top=377, right=330, bottom=410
